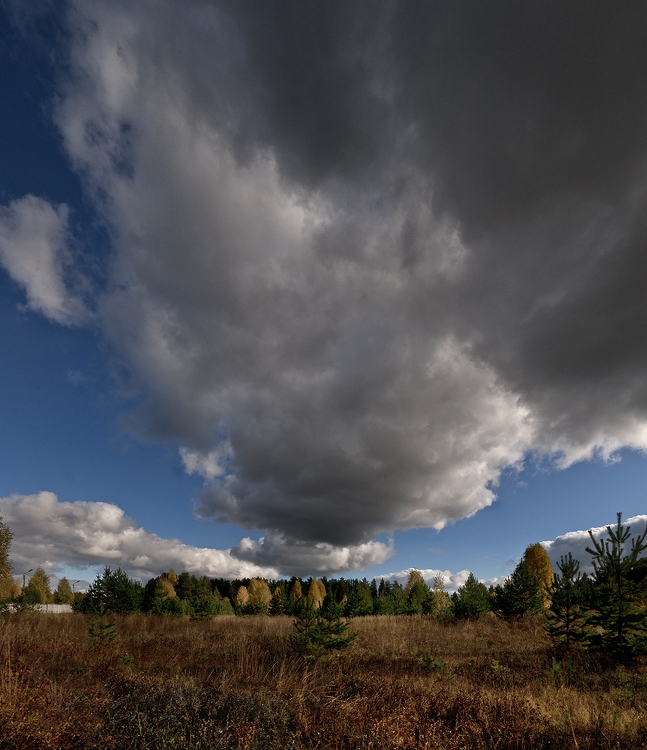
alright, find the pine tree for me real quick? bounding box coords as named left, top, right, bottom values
left=585, top=512, right=647, bottom=658
left=269, top=584, right=287, bottom=615
left=290, top=597, right=358, bottom=656
left=522, top=543, right=554, bottom=607
left=344, top=580, right=374, bottom=616
left=546, top=553, right=590, bottom=648
left=452, top=573, right=491, bottom=619
left=493, top=560, right=543, bottom=619
left=81, top=567, right=143, bottom=613
left=0, top=516, right=13, bottom=601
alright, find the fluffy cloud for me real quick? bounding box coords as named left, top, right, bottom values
left=543, top=514, right=647, bottom=575
left=232, top=535, right=394, bottom=578
left=0, top=195, right=87, bottom=325
left=7, top=2, right=647, bottom=570
left=0, top=492, right=278, bottom=581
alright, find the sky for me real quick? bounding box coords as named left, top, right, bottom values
left=1, top=1, right=647, bottom=592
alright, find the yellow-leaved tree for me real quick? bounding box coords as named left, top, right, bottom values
left=235, top=585, right=249, bottom=608
left=307, top=578, right=327, bottom=609
left=248, top=578, right=272, bottom=609
left=289, top=579, right=303, bottom=605
left=25, top=567, right=53, bottom=604
left=404, top=569, right=425, bottom=596
left=55, top=577, right=74, bottom=604
left=522, top=543, right=554, bottom=607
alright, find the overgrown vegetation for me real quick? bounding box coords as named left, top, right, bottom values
left=2, top=612, right=647, bottom=749
left=2, top=512, right=647, bottom=746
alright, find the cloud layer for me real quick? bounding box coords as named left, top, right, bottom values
left=5, top=2, right=647, bottom=571
left=0, top=492, right=278, bottom=581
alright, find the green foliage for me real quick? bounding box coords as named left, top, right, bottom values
left=407, top=579, right=433, bottom=615
left=452, top=573, right=492, bottom=619
left=290, top=598, right=358, bottom=656
left=546, top=553, right=590, bottom=647
left=584, top=512, right=647, bottom=658
left=269, top=584, right=288, bottom=615
left=25, top=567, right=52, bottom=604
left=187, top=575, right=233, bottom=618
left=22, top=587, right=43, bottom=604
left=88, top=611, right=118, bottom=645
left=54, top=577, right=74, bottom=604
left=143, top=577, right=185, bottom=616
left=81, top=567, right=143, bottom=614
left=493, top=560, right=543, bottom=619
left=344, top=581, right=374, bottom=617
left=175, top=571, right=192, bottom=600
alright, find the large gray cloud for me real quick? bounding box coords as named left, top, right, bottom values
left=6, top=1, right=647, bottom=571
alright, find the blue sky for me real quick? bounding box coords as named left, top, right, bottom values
left=1, top=2, right=647, bottom=591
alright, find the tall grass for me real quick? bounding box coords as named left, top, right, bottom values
left=1, top=612, right=646, bottom=748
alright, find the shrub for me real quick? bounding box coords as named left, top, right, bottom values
left=290, top=598, right=358, bottom=656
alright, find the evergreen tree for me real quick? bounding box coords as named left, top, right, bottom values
left=290, top=597, right=358, bottom=656
left=81, top=567, right=143, bottom=613
left=407, top=579, right=432, bottom=614
left=175, top=571, right=192, bottom=600
left=344, top=580, right=374, bottom=616
left=452, top=573, right=491, bottom=619
left=188, top=575, right=219, bottom=619
left=546, top=553, right=590, bottom=648
left=389, top=582, right=409, bottom=614
left=0, top=516, right=13, bottom=601
left=269, top=583, right=287, bottom=615
left=493, top=560, right=543, bottom=619
left=585, top=512, right=647, bottom=657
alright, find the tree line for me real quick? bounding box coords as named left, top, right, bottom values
left=2, top=512, right=647, bottom=659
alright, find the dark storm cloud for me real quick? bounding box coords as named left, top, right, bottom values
left=7, top=0, right=647, bottom=571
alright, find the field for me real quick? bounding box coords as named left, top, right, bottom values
left=1, top=612, right=647, bottom=749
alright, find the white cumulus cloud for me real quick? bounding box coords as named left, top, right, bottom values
left=0, top=492, right=278, bottom=581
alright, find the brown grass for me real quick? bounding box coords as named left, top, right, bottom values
left=1, top=612, right=647, bottom=749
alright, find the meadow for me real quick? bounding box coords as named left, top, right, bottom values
left=1, top=612, right=647, bottom=749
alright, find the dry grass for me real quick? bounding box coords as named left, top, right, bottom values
left=1, top=612, right=647, bottom=748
